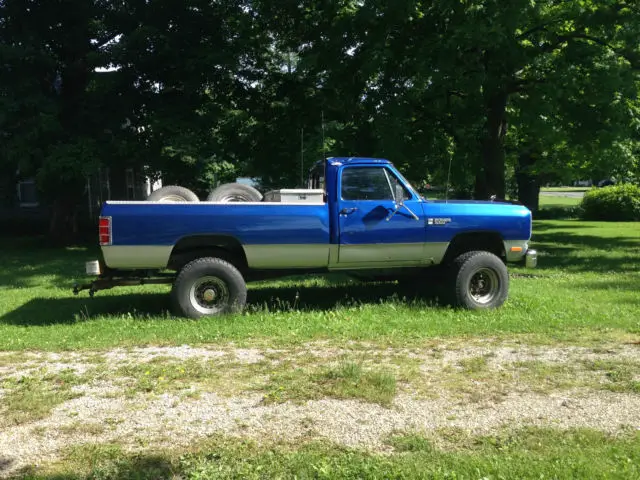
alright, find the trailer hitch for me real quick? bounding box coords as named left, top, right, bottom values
left=73, top=275, right=175, bottom=297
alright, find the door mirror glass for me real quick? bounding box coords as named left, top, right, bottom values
left=386, top=170, right=411, bottom=203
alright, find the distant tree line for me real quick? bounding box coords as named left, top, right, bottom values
left=1, top=0, right=639, bottom=240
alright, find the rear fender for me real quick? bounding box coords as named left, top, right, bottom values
left=168, top=235, right=248, bottom=272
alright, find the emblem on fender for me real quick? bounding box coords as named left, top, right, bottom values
left=428, top=218, right=451, bottom=225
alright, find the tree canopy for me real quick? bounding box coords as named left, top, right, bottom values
left=1, top=0, right=638, bottom=239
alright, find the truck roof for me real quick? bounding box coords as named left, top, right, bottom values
left=327, top=157, right=391, bottom=166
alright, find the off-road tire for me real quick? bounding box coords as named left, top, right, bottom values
left=449, top=251, right=508, bottom=309
left=171, top=257, right=247, bottom=319
left=147, top=185, right=200, bottom=202
left=206, top=183, right=263, bottom=202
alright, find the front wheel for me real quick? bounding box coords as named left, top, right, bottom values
left=171, top=257, right=247, bottom=319
left=450, top=251, right=508, bottom=309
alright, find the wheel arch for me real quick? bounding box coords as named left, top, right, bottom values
left=442, top=231, right=505, bottom=264
left=168, top=234, right=248, bottom=272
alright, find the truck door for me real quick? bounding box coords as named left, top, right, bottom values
left=337, top=165, right=426, bottom=265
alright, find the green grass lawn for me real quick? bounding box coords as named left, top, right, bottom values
left=0, top=220, right=638, bottom=351
left=30, top=428, right=640, bottom=480
left=2, top=220, right=640, bottom=479
left=538, top=194, right=582, bottom=208
left=541, top=186, right=590, bottom=193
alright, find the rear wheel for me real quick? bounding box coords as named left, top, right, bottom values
left=450, top=251, right=508, bottom=309
left=171, top=257, right=247, bottom=318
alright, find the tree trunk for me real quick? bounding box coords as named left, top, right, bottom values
left=515, top=151, right=540, bottom=212
left=476, top=91, right=508, bottom=199
left=49, top=197, right=79, bottom=245
left=46, top=20, right=92, bottom=245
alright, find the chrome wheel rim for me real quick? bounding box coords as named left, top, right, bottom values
left=218, top=194, right=250, bottom=202
left=189, top=276, right=230, bottom=315
left=159, top=195, right=188, bottom=203
left=468, top=268, right=500, bottom=305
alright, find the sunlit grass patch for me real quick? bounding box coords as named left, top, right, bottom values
left=114, top=356, right=270, bottom=398
left=1, top=368, right=84, bottom=425
left=262, top=361, right=397, bottom=406
left=27, top=427, right=640, bottom=479
left=582, top=359, right=640, bottom=394
left=0, top=220, right=637, bottom=351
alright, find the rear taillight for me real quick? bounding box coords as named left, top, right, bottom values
left=99, top=216, right=112, bottom=246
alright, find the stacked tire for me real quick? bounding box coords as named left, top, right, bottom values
left=146, top=186, right=199, bottom=202
left=206, top=183, right=262, bottom=202
left=146, top=183, right=263, bottom=203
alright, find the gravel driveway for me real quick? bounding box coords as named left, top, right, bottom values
left=1, top=340, right=639, bottom=476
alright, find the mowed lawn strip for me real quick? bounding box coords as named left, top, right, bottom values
left=24, top=428, right=640, bottom=480
left=538, top=194, right=582, bottom=208
left=0, top=220, right=638, bottom=351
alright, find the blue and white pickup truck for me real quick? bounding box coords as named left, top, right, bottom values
left=76, top=157, right=537, bottom=318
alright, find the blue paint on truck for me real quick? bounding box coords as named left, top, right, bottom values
left=78, top=157, right=537, bottom=317
left=101, top=157, right=531, bottom=249
left=103, top=203, right=331, bottom=247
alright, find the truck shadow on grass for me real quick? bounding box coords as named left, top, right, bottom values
left=0, top=293, right=173, bottom=326
left=0, top=282, right=435, bottom=326
left=532, top=231, right=640, bottom=273
left=0, top=238, right=98, bottom=290
left=247, top=282, right=437, bottom=313
left=13, top=454, right=174, bottom=480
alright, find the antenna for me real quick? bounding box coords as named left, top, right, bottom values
left=445, top=154, right=453, bottom=203
left=300, top=127, right=304, bottom=187
left=321, top=110, right=326, bottom=160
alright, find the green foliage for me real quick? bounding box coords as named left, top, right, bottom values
left=533, top=205, right=582, bottom=220
left=1, top=0, right=640, bottom=238
left=580, top=184, right=640, bottom=221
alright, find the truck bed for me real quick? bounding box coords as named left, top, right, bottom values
left=100, top=201, right=330, bottom=269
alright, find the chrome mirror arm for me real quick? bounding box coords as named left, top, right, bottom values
left=386, top=204, right=399, bottom=221
left=385, top=201, right=420, bottom=221
left=401, top=203, right=420, bottom=221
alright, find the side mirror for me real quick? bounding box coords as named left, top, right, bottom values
left=394, top=184, right=406, bottom=204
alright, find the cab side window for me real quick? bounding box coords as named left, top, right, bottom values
left=341, top=167, right=393, bottom=200
left=341, top=167, right=411, bottom=201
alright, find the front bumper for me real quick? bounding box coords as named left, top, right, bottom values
left=504, top=240, right=537, bottom=267
left=525, top=249, right=537, bottom=268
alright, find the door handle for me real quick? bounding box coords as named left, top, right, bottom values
left=339, top=207, right=359, bottom=216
